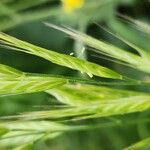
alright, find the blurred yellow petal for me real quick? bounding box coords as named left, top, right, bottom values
left=62, top=0, right=84, bottom=13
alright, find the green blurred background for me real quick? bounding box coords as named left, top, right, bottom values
left=0, top=0, right=150, bottom=149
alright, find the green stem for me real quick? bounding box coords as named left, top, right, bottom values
left=74, top=20, right=87, bottom=60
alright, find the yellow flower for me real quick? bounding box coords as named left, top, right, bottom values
left=61, top=0, right=84, bottom=13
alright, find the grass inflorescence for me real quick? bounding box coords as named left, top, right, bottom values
left=0, top=3, right=150, bottom=148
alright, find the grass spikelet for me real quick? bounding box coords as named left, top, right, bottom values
left=15, top=94, right=150, bottom=120
left=0, top=32, right=122, bottom=79
left=0, top=121, right=66, bottom=149
left=0, top=64, right=67, bottom=96
left=0, top=64, right=22, bottom=78
left=47, top=84, right=149, bottom=106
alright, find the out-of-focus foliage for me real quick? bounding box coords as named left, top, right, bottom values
left=0, top=0, right=135, bottom=31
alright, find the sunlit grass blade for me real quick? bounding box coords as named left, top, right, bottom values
left=124, top=137, right=150, bottom=150
left=0, top=64, right=22, bottom=78
left=13, top=144, right=32, bottom=150
left=0, top=77, right=66, bottom=96
left=0, top=121, right=69, bottom=132
left=0, top=132, right=60, bottom=150
left=0, top=32, right=122, bottom=79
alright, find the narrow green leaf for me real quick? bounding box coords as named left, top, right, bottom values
left=124, top=137, right=150, bottom=150
left=13, top=144, right=32, bottom=150
left=0, top=121, right=69, bottom=132
left=0, top=128, right=9, bottom=137
left=119, top=14, right=150, bottom=35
